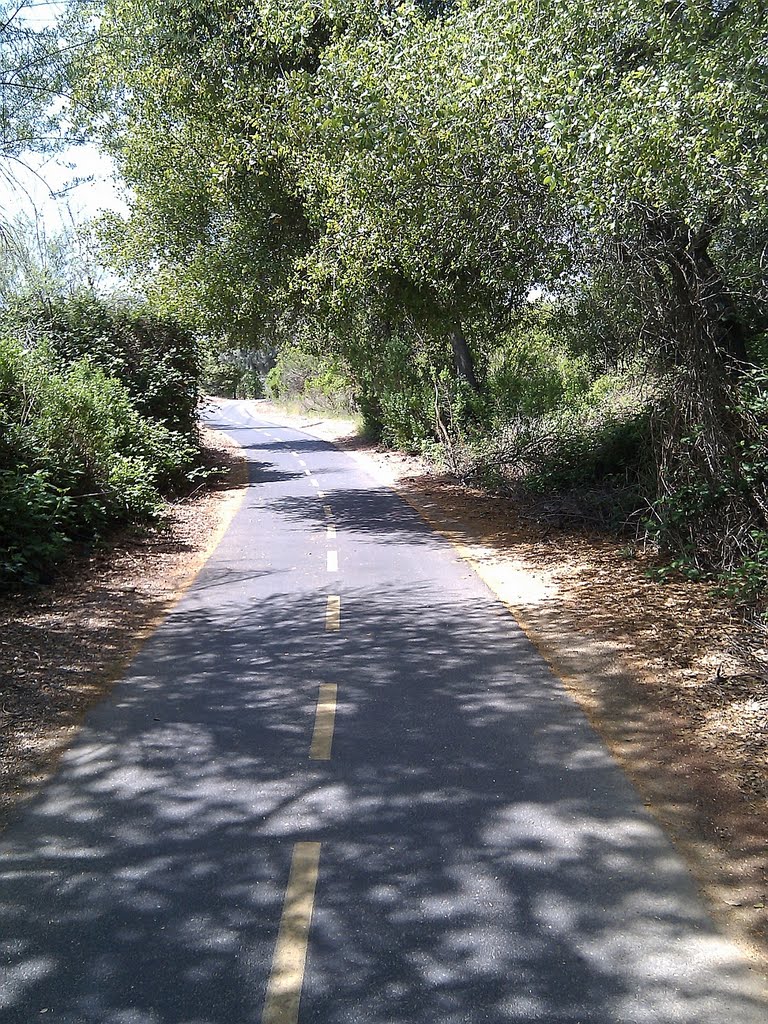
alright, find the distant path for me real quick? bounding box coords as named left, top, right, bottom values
left=0, top=398, right=764, bottom=1023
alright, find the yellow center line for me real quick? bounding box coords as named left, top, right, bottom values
left=327, top=550, right=338, bottom=573
left=261, top=842, right=322, bottom=1024
left=309, top=683, right=338, bottom=760
left=323, top=505, right=333, bottom=518
left=325, top=595, right=340, bottom=631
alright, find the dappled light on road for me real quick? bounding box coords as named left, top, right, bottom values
left=2, top=583, right=761, bottom=1022
left=0, top=406, right=764, bottom=1023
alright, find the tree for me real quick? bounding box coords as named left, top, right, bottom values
left=477, top=0, right=768, bottom=564
left=289, top=6, right=552, bottom=393
left=72, top=2, right=554, bottom=396
left=69, top=0, right=768, bottom=570
left=0, top=210, right=107, bottom=308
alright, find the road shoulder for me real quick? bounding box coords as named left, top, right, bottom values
left=0, top=426, right=248, bottom=828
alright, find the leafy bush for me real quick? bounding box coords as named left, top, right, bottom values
left=0, top=469, right=73, bottom=585
left=265, top=346, right=356, bottom=414
left=524, top=406, right=653, bottom=495
left=235, top=370, right=263, bottom=399
left=640, top=367, right=768, bottom=599
left=715, top=531, right=768, bottom=605
left=13, top=295, right=201, bottom=436
left=201, top=348, right=242, bottom=398
left=432, top=370, right=657, bottom=531
left=487, top=325, right=592, bottom=420
left=0, top=329, right=198, bottom=588
left=376, top=385, right=435, bottom=450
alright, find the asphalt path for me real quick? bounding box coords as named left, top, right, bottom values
left=0, top=397, right=765, bottom=1023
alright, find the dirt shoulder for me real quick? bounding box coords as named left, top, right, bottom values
left=0, top=426, right=248, bottom=828
left=256, top=399, right=768, bottom=980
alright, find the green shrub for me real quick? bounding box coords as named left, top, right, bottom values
left=487, top=331, right=592, bottom=420
left=640, top=367, right=768, bottom=594
left=524, top=405, right=653, bottom=494
left=0, top=469, right=73, bottom=585
left=13, top=295, right=201, bottom=436
left=235, top=370, right=263, bottom=400
left=265, top=346, right=356, bottom=414
left=264, top=363, right=282, bottom=399
left=0, top=329, right=198, bottom=588
left=377, top=385, right=434, bottom=450
left=715, top=531, right=768, bottom=605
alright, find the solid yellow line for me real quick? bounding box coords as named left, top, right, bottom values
left=262, top=842, right=322, bottom=1024
left=113, top=426, right=249, bottom=678
left=309, top=683, right=338, bottom=760
left=325, top=595, right=340, bottom=631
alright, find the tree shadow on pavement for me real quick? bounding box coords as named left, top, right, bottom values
left=265, top=489, right=439, bottom=548
left=241, top=439, right=339, bottom=456
left=0, top=580, right=764, bottom=1023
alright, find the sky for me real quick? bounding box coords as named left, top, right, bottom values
left=1, top=144, right=128, bottom=233
left=0, top=1, right=129, bottom=235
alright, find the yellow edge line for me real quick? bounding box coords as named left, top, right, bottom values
left=309, top=683, right=338, bottom=760
left=262, top=842, right=322, bottom=1024
left=106, top=427, right=250, bottom=674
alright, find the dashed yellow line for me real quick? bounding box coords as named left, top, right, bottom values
left=325, top=595, right=340, bottom=631
left=309, top=683, right=338, bottom=760
left=261, top=842, right=322, bottom=1024
left=323, top=505, right=333, bottom=518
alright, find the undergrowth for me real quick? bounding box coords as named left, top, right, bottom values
left=0, top=310, right=203, bottom=589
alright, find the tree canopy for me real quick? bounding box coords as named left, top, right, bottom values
left=58, top=0, right=768, bottom=583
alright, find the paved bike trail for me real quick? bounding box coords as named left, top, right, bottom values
left=0, top=398, right=764, bottom=1023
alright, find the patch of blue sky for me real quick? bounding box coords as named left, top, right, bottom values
left=1, top=2, right=127, bottom=229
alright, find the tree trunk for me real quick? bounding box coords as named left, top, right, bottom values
left=646, top=210, right=750, bottom=378
left=449, top=320, right=480, bottom=392
left=690, top=244, right=749, bottom=370
left=640, top=209, right=765, bottom=570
